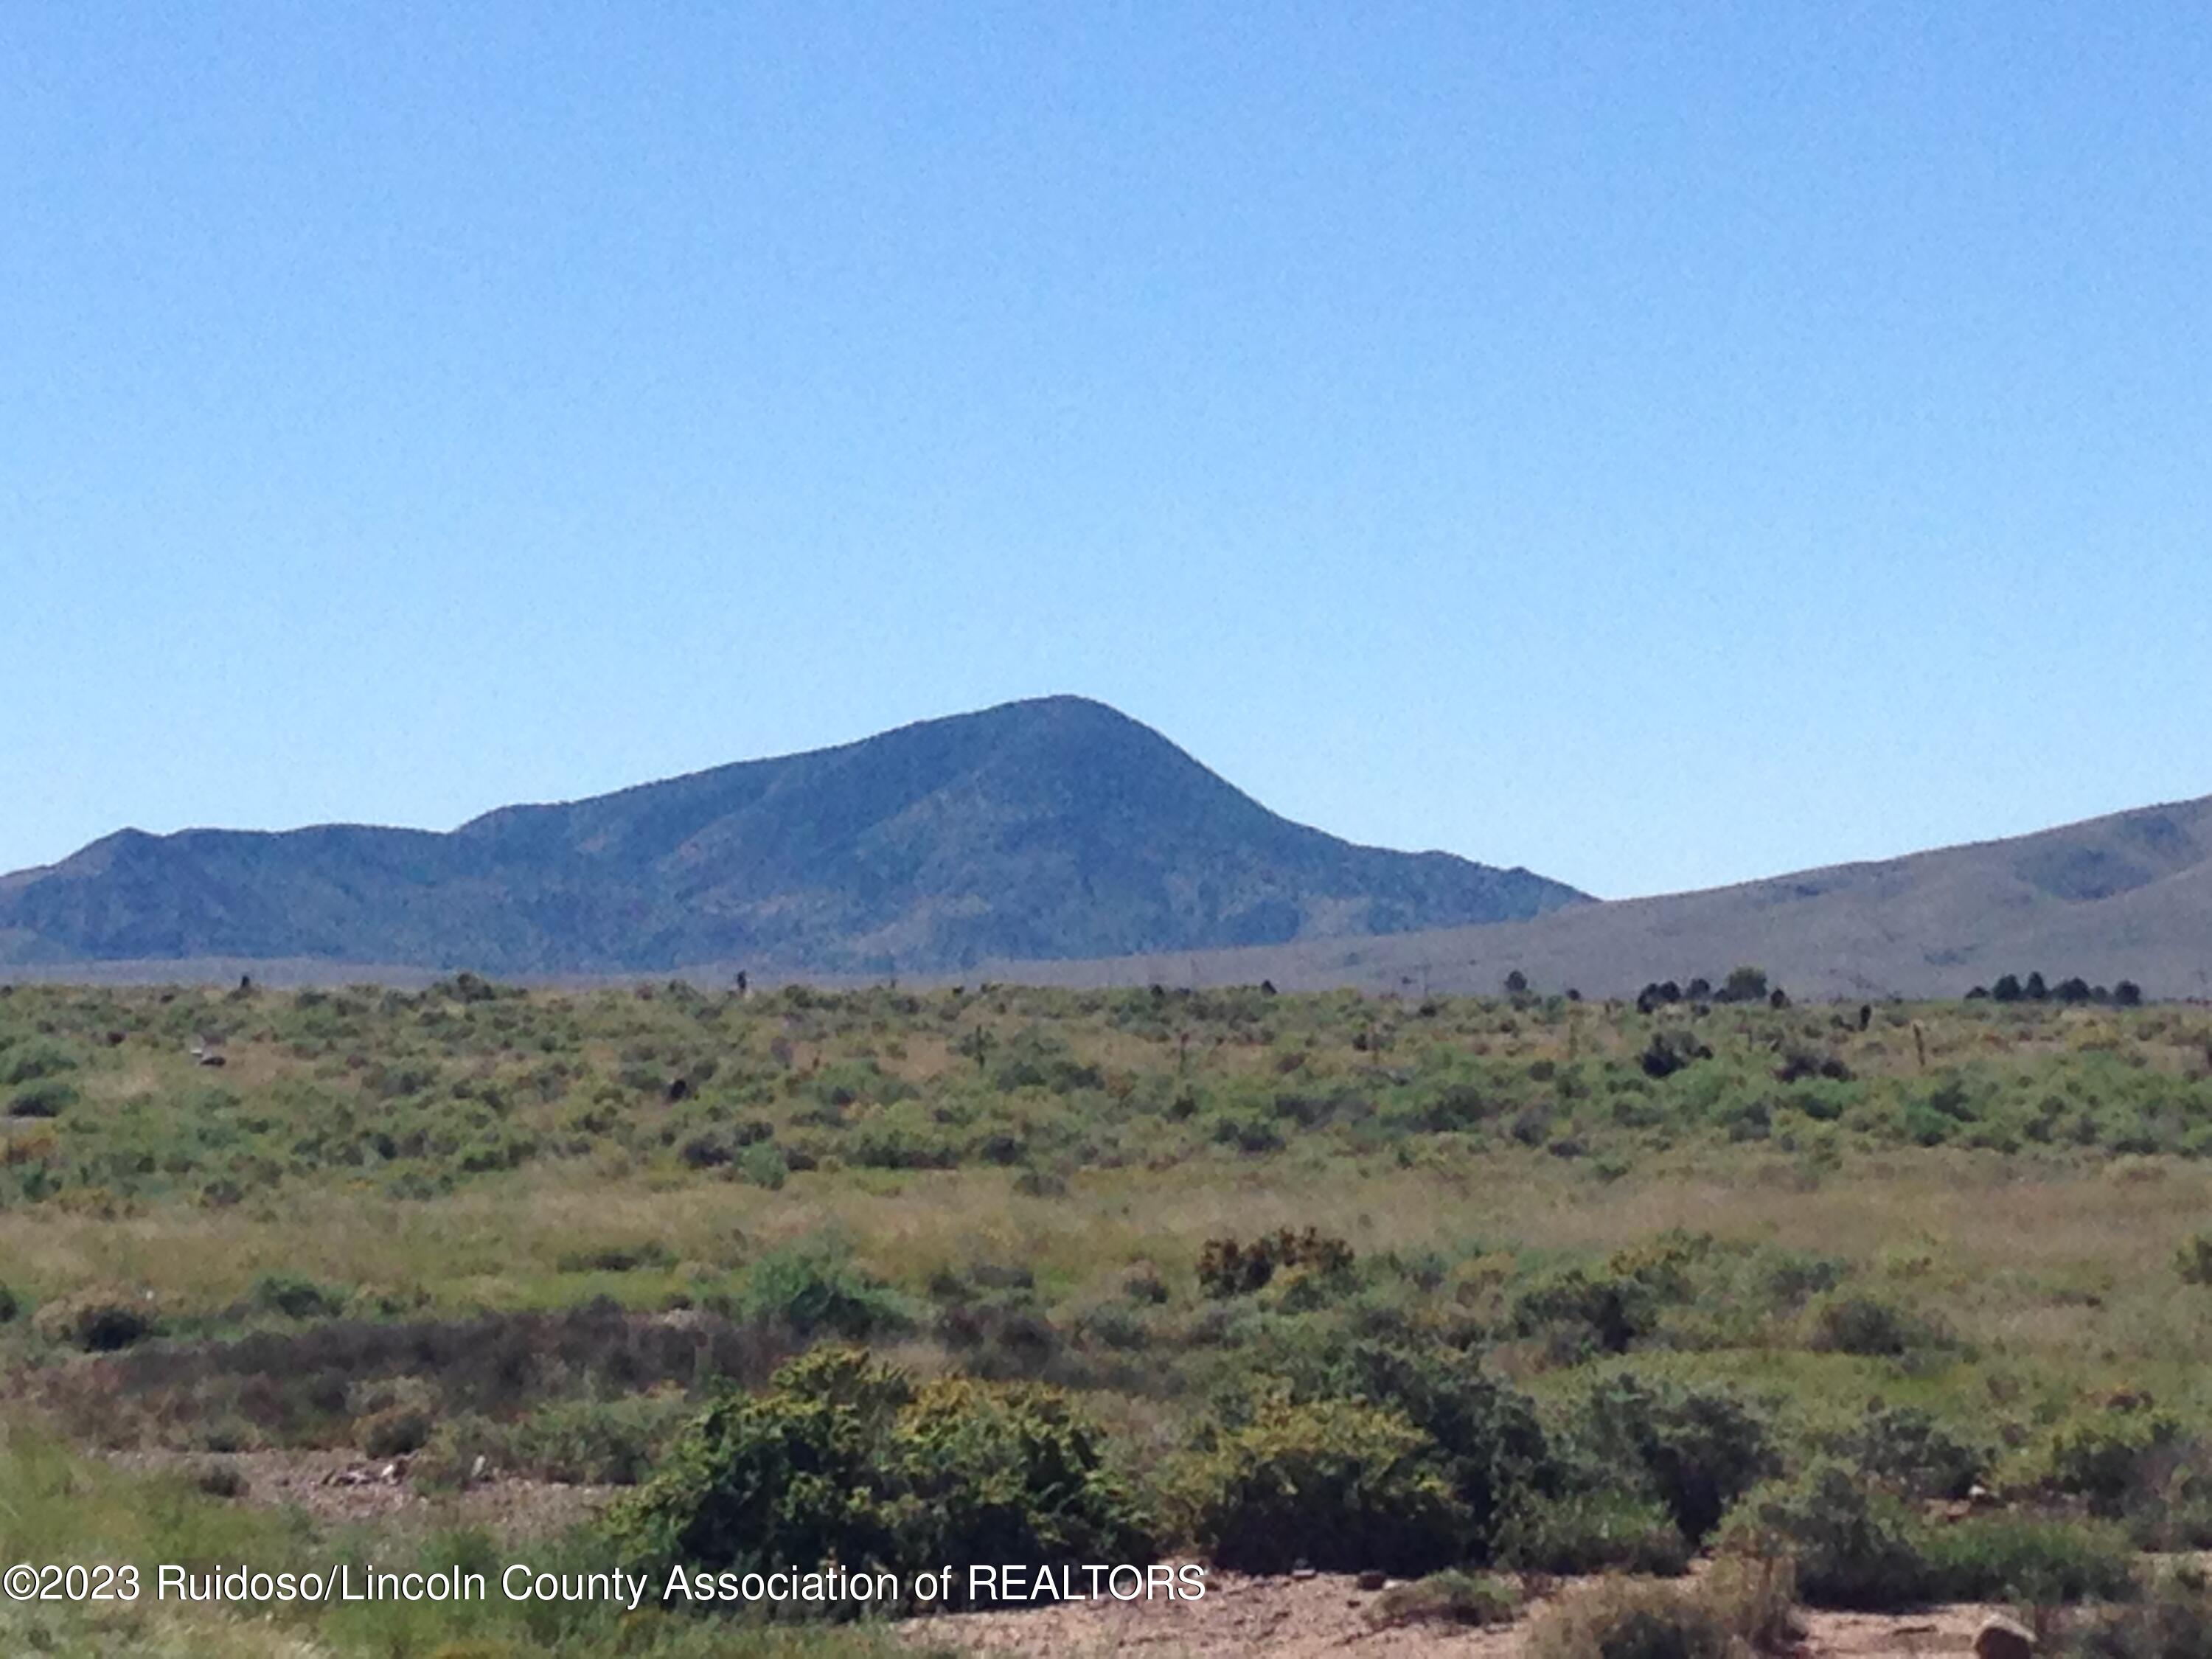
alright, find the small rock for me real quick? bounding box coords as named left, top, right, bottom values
left=1974, top=1615, right=2035, bottom=1659
left=470, top=1454, right=489, bottom=1484
left=1355, top=1570, right=1387, bottom=1592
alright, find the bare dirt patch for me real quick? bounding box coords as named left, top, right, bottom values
left=105, top=1446, right=615, bottom=1541
left=899, top=1569, right=2013, bottom=1658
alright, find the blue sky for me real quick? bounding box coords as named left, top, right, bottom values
left=4, top=4, right=2207, bottom=900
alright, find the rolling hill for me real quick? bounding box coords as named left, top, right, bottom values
left=0, top=697, right=1586, bottom=975
left=987, top=792, right=2212, bottom=1001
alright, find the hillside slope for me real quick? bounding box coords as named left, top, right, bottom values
left=982, top=793, right=2212, bottom=1001
left=0, top=698, right=1585, bottom=974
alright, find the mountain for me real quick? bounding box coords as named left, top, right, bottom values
left=0, top=697, right=1587, bottom=975
left=987, top=792, right=2212, bottom=1002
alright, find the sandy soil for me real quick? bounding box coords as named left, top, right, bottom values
left=101, top=1457, right=2028, bottom=1656
left=900, top=1568, right=2017, bottom=1658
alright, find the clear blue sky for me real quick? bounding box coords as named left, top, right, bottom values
left=4, top=4, right=2208, bottom=900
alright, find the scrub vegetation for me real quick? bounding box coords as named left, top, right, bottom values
left=6, top=975, right=2212, bottom=1655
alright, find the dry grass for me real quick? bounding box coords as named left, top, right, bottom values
left=13, top=1142, right=2212, bottom=1403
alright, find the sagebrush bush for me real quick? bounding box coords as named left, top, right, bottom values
left=0, top=1040, right=77, bottom=1087
left=2032, top=1410, right=2198, bottom=1526
left=31, top=1289, right=156, bottom=1352
left=1802, top=1290, right=1948, bottom=1360
left=503, top=1395, right=690, bottom=1485
left=1523, top=1576, right=1746, bottom=1659
left=1919, top=1512, right=2135, bottom=1604
left=1837, top=1402, right=1986, bottom=1499
left=1573, top=1374, right=1777, bottom=1543
left=2060, top=1567, right=2212, bottom=1658
left=1207, top=1336, right=1556, bottom=1558
left=359, top=1405, right=435, bottom=1458
left=1712, top=1464, right=2126, bottom=1611
left=6, top=1079, right=76, bottom=1118
left=1368, top=1570, right=1520, bottom=1629
left=1717, top=1461, right=1929, bottom=1610
left=195, top=1461, right=248, bottom=1499
left=251, top=1273, right=349, bottom=1321
left=734, top=1238, right=911, bottom=1340
left=1187, top=1394, right=1472, bottom=1575
left=605, top=1346, right=1150, bottom=1609
left=1512, top=1265, right=1659, bottom=1355
left=1196, top=1228, right=1354, bottom=1298
left=1329, top=1341, right=1555, bottom=1551
left=1496, top=1489, right=1691, bottom=1576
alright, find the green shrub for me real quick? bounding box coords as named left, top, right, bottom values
left=1188, top=1395, right=1472, bottom=1575
left=0, top=1040, right=77, bottom=1087
left=605, top=1346, right=1149, bottom=1608
left=1512, top=1265, right=1658, bottom=1355
left=6, top=1078, right=77, bottom=1118
left=1328, top=1342, right=1554, bottom=1551
left=1574, top=1374, right=1777, bottom=1542
left=2126, top=1441, right=2212, bottom=1550
left=31, top=1290, right=157, bottom=1352
left=360, top=1406, right=436, bottom=1458
left=931, top=1284, right=1062, bottom=1380
left=0, top=1283, right=20, bottom=1324
left=737, top=1140, right=790, bottom=1190
left=556, top=1241, right=678, bottom=1274
left=2060, top=1567, right=2212, bottom=1658
left=2175, top=1233, right=2212, bottom=1286
left=1837, top=1402, right=1986, bottom=1499
left=1717, top=1461, right=1929, bottom=1610
left=1211, top=1338, right=1556, bottom=1558
left=893, top=1374, right=1150, bottom=1576
left=501, top=1396, right=691, bottom=1485
left=1496, top=1489, right=1691, bottom=1576
left=1717, top=1478, right=2132, bottom=1619
left=1197, top=1228, right=1355, bottom=1298
left=251, top=1273, right=349, bottom=1321
left=1638, top=1031, right=1711, bottom=1080
left=1803, top=1290, right=1948, bottom=1359
left=736, top=1238, right=910, bottom=1340
left=1369, top=1570, right=1520, bottom=1629
left=2037, top=1411, right=2188, bottom=1518
left=1523, top=1576, right=1742, bottom=1659
left=195, top=1462, right=248, bottom=1500
left=408, top=1416, right=501, bottom=1492
left=1921, top=1512, right=2135, bottom=1604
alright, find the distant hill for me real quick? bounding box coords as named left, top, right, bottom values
left=0, top=697, right=1587, bottom=975
left=988, top=793, right=2212, bottom=1001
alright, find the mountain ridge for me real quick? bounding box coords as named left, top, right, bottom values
left=0, top=696, right=1585, bottom=973
left=972, top=789, right=2212, bottom=1001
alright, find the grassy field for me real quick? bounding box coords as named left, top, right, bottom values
left=6, top=975, right=2212, bottom=1655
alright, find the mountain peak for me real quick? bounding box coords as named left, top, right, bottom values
left=1, top=700, right=1585, bottom=975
